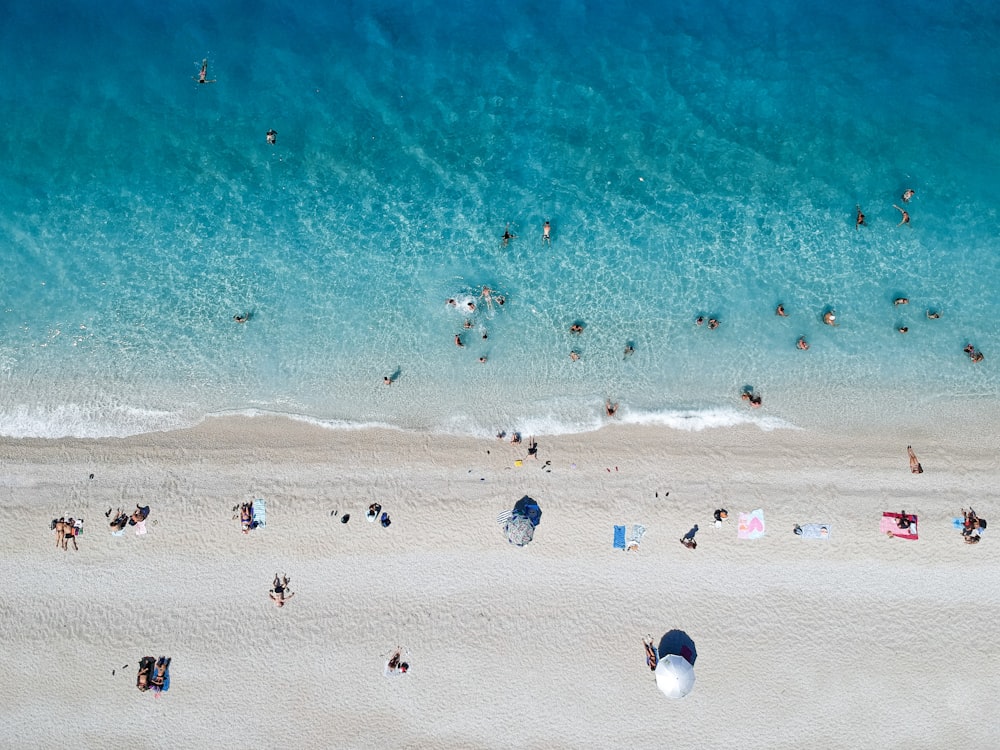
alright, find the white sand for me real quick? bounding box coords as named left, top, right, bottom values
left=0, top=417, right=997, bottom=749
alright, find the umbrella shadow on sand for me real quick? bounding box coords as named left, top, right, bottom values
left=658, top=630, right=697, bottom=665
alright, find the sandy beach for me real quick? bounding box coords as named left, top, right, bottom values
left=1, top=416, right=997, bottom=749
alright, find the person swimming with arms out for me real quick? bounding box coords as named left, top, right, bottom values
left=893, top=204, right=910, bottom=225
left=196, top=58, right=216, bottom=84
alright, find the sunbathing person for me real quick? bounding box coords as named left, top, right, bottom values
left=151, top=657, right=171, bottom=689
left=240, top=502, right=253, bottom=534
left=907, top=445, right=923, bottom=474
left=643, top=637, right=658, bottom=671
left=110, top=510, right=129, bottom=532
left=367, top=503, right=382, bottom=521
left=962, top=509, right=979, bottom=536
left=136, top=657, right=154, bottom=692
left=130, top=505, right=150, bottom=525
left=388, top=650, right=402, bottom=671
left=270, top=575, right=295, bottom=607
left=897, top=511, right=912, bottom=530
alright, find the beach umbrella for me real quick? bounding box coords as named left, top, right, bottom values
left=504, top=514, right=535, bottom=546
left=655, top=653, right=695, bottom=699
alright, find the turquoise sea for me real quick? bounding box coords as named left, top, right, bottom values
left=2, top=0, right=998, bottom=438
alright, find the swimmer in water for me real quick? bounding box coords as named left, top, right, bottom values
left=797, top=336, right=809, bottom=350
left=855, top=205, right=866, bottom=229
left=623, top=343, right=635, bottom=358
left=266, top=129, right=277, bottom=145
left=775, top=304, right=787, bottom=317
left=197, top=58, right=216, bottom=84
left=501, top=224, right=516, bottom=247
left=823, top=310, right=837, bottom=326
left=901, top=188, right=915, bottom=203
left=926, top=310, right=940, bottom=320
left=894, top=298, right=909, bottom=306
left=542, top=220, right=551, bottom=244
left=454, top=334, right=464, bottom=348
left=234, top=314, right=249, bottom=323
left=893, top=204, right=910, bottom=226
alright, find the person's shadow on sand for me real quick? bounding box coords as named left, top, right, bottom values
left=658, top=630, right=697, bottom=665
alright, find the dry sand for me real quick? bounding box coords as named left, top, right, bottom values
left=0, top=416, right=997, bottom=749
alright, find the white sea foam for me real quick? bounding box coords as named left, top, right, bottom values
left=0, top=403, right=194, bottom=439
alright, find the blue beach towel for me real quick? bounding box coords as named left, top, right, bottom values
left=252, top=498, right=266, bottom=529
left=613, top=525, right=626, bottom=549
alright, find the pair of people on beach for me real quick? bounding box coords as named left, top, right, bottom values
left=387, top=649, right=409, bottom=674
left=53, top=517, right=81, bottom=551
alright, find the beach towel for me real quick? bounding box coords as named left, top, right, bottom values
left=134, top=520, right=147, bottom=536
left=496, top=510, right=512, bottom=527
left=626, top=524, right=647, bottom=552
left=613, top=525, right=626, bottom=550
left=880, top=512, right=918, bottom=540
left=796, top=523, right=831, bottom=540
left=252, top=498, right=266, bottom=529
left=737, top=509, right=766, bottom=540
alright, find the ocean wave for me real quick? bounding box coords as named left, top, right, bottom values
left=0, top=403, right=195, bottom=439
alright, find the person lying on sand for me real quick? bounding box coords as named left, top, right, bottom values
left=643, top=637, right=658, bottom=671
left=907, top=446, right=923, bottom=474
left=151, top=657, right=170, bottom=688
left=270, top=578, right=295, bottom=608
left=109, top=510, right=129, bottom=532
left=897, top=511, right=912, bottom=530
left=240, top=502, right=253, bottom=534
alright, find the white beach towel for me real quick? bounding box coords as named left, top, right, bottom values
left=135, top=520, right=147, bottom=536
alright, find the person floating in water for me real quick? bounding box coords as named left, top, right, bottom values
left=855, top=205, right=866, bottom=229
left=823, top=310, right=837, bottom=326
left=796, top=336, right=809, bottom=350
left=501, top=224, right=516, bottom=247
left=623, top=343, right=635, bottom=358
left=901, top=188, right=915, bottom=203
left=893, top=204, right=910, bottom=225
left=542, top=220, right=551, bottom=244
left=234, top=314, right=249, bottom=323
left=197, top=58, right=216, bottom=84
left=266, top=129, right=277, bottom=145
left=775, top=304, right=787, bottom=317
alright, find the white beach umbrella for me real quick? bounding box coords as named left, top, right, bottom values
left=655, top=653, right=695, bottom=699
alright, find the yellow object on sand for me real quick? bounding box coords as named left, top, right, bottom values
left=514, top=460, right=523, bottom=467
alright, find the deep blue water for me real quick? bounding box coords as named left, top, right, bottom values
left=1, top=0, right=998, bottom=437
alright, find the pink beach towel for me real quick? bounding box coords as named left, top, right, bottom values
left=880, top=512, right=918, bottom=540
left=737, top=509, right=766, bottom=540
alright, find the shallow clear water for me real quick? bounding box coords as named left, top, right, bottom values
left=2, top=0, right=998, bottom=437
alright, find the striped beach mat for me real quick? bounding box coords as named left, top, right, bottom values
left=252, top=498, right=266, bottom=529
left=496, top=509, right=512, bottom=527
